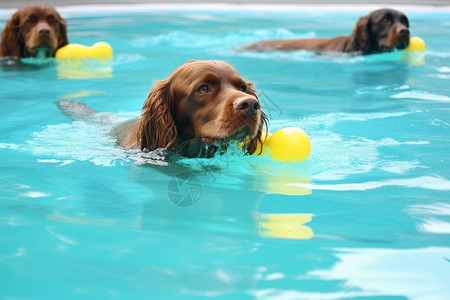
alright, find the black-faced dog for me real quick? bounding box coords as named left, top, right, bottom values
left=245, top=8, right=410, bottom=55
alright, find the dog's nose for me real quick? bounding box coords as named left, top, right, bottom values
left=399, top=28, right=410, bottom=37
left=38, top=28, right=51, bottom=37
left=233, top=97, right=260, bottom=116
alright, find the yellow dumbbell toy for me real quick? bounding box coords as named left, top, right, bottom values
left=55, top=42, right=113, bottom=60
left=55, top=42, right=113, bottom=79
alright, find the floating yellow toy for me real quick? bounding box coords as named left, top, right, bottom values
left=405, top=36, right=426, bottom=52
left=55, top=42, right=113, bottom=60
left=55, top=42, right=113, bottom=79
left=255, top=127, right=311, bottom=163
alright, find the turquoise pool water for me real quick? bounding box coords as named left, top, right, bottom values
left=1, top=5, right=450, bottom=299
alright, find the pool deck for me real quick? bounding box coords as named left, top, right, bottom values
left=1, top=0, right=449, bottom=9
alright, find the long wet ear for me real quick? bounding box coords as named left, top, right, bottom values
left=57, top=15, right=69, bottom=49
left=138, top=78, right=177, bottom=151
left=243, top=82, right=269, bottom=155
left=245, top=110, right=269, bottom=155
left=0, top=12, right=22, bottom=57
left=349, top=15, right=371, bottom=53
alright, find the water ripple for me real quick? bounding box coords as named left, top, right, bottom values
left=295, top=176, right=450, bottom=191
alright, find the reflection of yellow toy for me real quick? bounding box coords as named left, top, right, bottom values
left=55, top=42, right=113, bottom=60
left=256, top=127, right=311, bottom=163
left=256, top=213, right=314, bottom=239
left=56, top=59, right=113, bottom=79
left=405, top=36, right=426, bottom=52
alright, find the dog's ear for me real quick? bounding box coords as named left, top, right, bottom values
left=138, top=78, right=178, bottom=151
left=0, top=11, right=22, bottom=57
left=349, top=15, right=372, bottom=54
left=244, top=110, right=268, bottom=155
left=57, top=14, right=69, bottom=49
left=241, top=82, right=269, bottom=155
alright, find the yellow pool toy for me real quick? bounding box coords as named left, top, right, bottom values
left=405, top=36, right=426, bottom=52
left=55, top=42, right=113, bottom=60
left=255, top=127, right=311, bottom=163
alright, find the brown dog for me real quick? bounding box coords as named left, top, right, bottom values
left=245, top=8, right=410, bottom=55
left=58, top=60, right=268, bottom=158
left=0, top=4, right=68, bottom=58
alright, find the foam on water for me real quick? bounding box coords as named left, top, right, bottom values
left=12, top=106, right=432, bottom=193
left=391, top=90, right=450, bottom=102
left=130, top=28, right=300, bottom=49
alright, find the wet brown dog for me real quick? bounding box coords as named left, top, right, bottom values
left=0, top=4, right=68, bottom=58
left=58, top=60, right=268, bottom=158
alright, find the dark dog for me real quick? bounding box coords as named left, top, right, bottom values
left=58, top=60, right=268, bottom=158
left=0, top=4, right=68, bottom=58
left=245, top=8, right=410, bottom=55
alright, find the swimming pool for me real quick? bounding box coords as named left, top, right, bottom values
left=1, top=4, right=450, bottom=299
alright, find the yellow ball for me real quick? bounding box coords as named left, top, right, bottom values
left=405, top=36, right=426, bottom=52
left=55, top=42, right=113, bottom=60
left=267, top=127, right=311, bottom=162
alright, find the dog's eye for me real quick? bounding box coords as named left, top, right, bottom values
left=197, top=85, right=211, bottom=94
left=400, top=16, right=409, bottom=27
left=240, top=85, right=247, bottom=92
left=382, top=16, right=392, bottom=25
left=49, top=19, right=59, bottom=26
left=25, top=17, right=36, bottom=24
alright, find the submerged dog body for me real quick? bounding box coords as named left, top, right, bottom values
left=59, top=60, right=267, bottom=158
left=0, top=4, right=68, bottom=58
left=245, top=8, right=410, bottom=55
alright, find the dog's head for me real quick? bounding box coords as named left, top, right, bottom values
left=351, top=8, right=410, bottom=54
left=139, top=60, right=268, bottom=157
left=0, top=4, right=68, bottom=58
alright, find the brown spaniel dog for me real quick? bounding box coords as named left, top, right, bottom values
left=0, top=4, right=68, bottom=58
left=245, top=8, right=410, bottom=55
left=58, top=60, right=268, bottom=158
